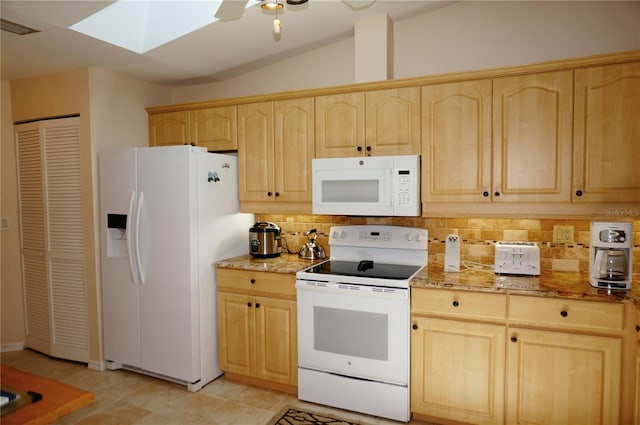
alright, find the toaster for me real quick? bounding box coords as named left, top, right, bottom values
left=494, top=241, right=540, bottom=276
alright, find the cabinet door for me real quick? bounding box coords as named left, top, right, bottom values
left=506, top=327, right=621, bottom=425
left=274, top=98, right=314, bottom=203
left=255, top=297, right=297, bottom=386
left=421, top=80, right=493, bottom=203
left=238, top=102, right=274, bottom=202
left=366, top=87, right=420, bottom=156
left=148, top=111, right=190, bottom=146
left=493, top=71, right=573, bottom=202
left=411, top=316, right=506, bottom=425
left=574, top=62, right=640, bottom=203
left=315, top=92, right=365, bottom=158
left=191, top=106, right=237, bottom=151
left=217, top=292, right=255, bottom=376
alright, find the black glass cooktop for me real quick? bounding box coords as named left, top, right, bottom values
left=304, top=260, right=422, bottom=280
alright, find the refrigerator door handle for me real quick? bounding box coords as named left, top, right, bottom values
left=126, top=190, right=139, bottom=286
left=134, top=191, right=146, bottom=286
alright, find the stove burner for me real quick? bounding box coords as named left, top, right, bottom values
left=305, top=260, right=421, bottom=281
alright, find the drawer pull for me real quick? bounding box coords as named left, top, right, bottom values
left=560, top=310, right=568, bottom=317
left=247, top=302, right=252, bottom=307
left=452, top=300, right=459, bottom=307
left=636, top=325, right=640, bottom=333
left=510, top=336, right=518, bottom=343
left=256, top=303, right=260, bottom=308
left=412, top=324, right=418, bottom=330
left=250, top=279, right=256, bottom=284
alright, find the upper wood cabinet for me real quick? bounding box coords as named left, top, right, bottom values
left=421, top=79, right=493, bottom=203
left=148, top=106, right=237, bottom=151
left=237, top=98, right=314, bottom=208
left=573, top=61, right=640, bottom=203
left=315, top=87, right=420, bottom=158
left=421, top=70, right=573, bottom=206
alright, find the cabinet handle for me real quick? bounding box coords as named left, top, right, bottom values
left=256, top=303, right=261, bottom=308
left=560, top=310, right=568, bottom=317
left=494, top=191, right=501, bottom=197
left=357, top=146, right=363, bottom=152
left=275, top=192, right=280, bottom=197
left=366, top=146, right=371, bottom=152
left=510, top=336, right=518, bottom=343
left=482, top=191, right=489, bottom=197
left=412, top=324, right=418, bottom=330
left=250, top=279, right=256, bottom=284
left=452, top=300, right=459, bottom=307
left=635, top=325, right=639, bottom=333
left=575, top=190, right=583, bottom=197
left=267, top=191, right=273, bottom=197
left=247, top=302, right=252, bottom=307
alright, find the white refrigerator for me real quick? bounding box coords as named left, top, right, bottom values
left=99, top=145, right=253, bottom=391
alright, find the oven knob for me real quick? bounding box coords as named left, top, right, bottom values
left=340, top=231, right=347, bottom=239
left=332, top=230, right=340, bottom=239
left=406, top=233, right=413, bottom=241
left=416, top=233, right=425, bottom=242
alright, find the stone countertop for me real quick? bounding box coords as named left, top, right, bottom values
left=215, top=253, right=325, bottom=275
left=413, top=265, right=640, bottom=307
left=215, top=254, right=640, bottom=308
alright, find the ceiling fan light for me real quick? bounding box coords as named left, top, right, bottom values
left=261, top=0, right=283, bottom=10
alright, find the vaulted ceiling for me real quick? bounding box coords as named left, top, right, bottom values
left=1, top=0, right=451, bottom=85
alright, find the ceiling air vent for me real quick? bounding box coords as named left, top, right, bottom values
left=0, top=18, right=40, bottom=35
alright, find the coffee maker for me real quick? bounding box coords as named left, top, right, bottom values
left=590, top=221, right=633, bottom=290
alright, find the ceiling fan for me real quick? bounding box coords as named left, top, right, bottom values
left=215, top=0, right=375, bottom=21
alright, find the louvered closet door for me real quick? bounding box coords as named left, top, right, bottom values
left=15, top=117, right=89, bottom=362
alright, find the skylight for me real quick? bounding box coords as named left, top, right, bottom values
left=70, top=0, right=258, bottom=54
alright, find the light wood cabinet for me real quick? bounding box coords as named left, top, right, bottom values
left=238, top=98, right=314, bottom=212
left=148, top=106, right=237, bottom=151
left=635, top=309, right=640, bottom=425
left=216, top=269, right=297, bottom=392
left=421, top=79, right=493, bottom=203
left=315, top=87, right=420, bottom=158
left=411, top=289, right=507, bottom=425
left=573, top=61, right=640, bottom=203
left=507, top=295, right=623, bottom=425
left=421, top=70, right=573, bottom=207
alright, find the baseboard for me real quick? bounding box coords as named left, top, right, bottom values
left=88, top=359, right=106, bottom=371
left=1, top=342, right=25, bottom=352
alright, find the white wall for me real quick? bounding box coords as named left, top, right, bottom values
left=1, top=80, right=26, bottom=351
left=171, top=0, right=640, bottom=104
left=394, top=0, right=640, bottom=79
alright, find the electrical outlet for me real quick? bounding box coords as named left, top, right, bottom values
left=553, top=225, right=574, bottom=243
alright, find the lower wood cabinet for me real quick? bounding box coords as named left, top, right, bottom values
left=411, top=316, right=506, bottom=425
left=411, top=289, right=628, bottom=425
left=216, top=269, right=297, bottom=393
left=411, top=289, right=507, bottom=425
left=506, top=327, right=621, bottom=425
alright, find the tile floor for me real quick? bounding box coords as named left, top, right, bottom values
left=1, top=349, right=430, bottom=425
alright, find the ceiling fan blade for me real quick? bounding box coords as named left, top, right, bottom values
left=342, top=0, right=375, bottom=10
left=215, top=0, right=250, bottom=21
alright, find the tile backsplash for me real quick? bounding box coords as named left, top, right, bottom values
left=257, top=215, right=640, bottom=274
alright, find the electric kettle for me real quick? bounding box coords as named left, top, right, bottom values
left=298, top=228, right=326, bottom=260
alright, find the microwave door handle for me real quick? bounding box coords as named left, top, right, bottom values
left=385, top=168, right=393, bottom=206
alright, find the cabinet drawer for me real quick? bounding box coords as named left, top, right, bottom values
left=216, top=268, right=296, bottom=297
left=508, top=295, right=624, bottom=332
left=412, top=288, right=507, bottom=321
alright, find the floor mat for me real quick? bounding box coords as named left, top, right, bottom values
left=267, top=406, right=363, bottom=425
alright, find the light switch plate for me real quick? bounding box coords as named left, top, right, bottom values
left=553, top=225, right=574, bottom=243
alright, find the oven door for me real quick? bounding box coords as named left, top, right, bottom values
left=296, top=279, right=409, bottom=385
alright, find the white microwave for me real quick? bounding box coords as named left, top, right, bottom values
left=312, top=155, right=420, bottom=216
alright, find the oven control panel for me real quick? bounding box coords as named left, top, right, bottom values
left=329, top=225, right=427, bottom=250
